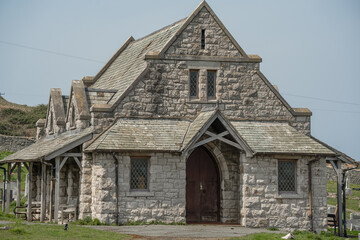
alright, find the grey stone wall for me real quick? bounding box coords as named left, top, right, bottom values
left=240, top=156, right=327, bottom=232
left=113, top=8, right=311, bottom=134
left=89, top=152, right=186, bottom=224
left=0, top=135, right=35, bottom=152
left=115, top=60, right=309, bottom=134
left=79, top=152, right=93, bottom=219
left=165, top=7, right=241, bottom=57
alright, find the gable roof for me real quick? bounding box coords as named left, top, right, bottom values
left=66, top=80, right=90, bottom=121
left=45, top=88, right=66, bottom=128
left=84, top=110, right=334, bottom=157
left=231, top=121, right=334, bottom=155
left=181, top=109, right=253, bottom=157
left=90, top=19, right=185, bottom=106
left=159, top=1, right=248, bottom=58
left=0, top=128, right=93, bottom=163
left=85, top=118, right=190, bottom=152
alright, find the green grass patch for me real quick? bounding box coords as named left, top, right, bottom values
left=230, top=230, right=347, bottom=240
left=0, top=222, right=130, bottom=240
left=327, top=180, right=360, bottom=219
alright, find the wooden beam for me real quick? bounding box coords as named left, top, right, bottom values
left=337, top=160, right=343, bottom=236
left=73, top=157, right=82, bottom=171
left=54, top=157, right=60, bottom=223
left=60, top=153, right=82, bottom=158
left=329, top=160, right=338, bottom=173
left=205, top=131, right=229, bottom=137
left=27, top=162, right=33, bottom=221
left=205, top=131, right=243, bottom=150
left=10, top=164, right=17, bottom=174
left=16, top=163, right=21, bottom=218
left=59, top=157, right=68, bottom=171
left=44, top=134, right=92, bottom=160
left=189, top=131, right=229, bottom=150
left=5, top=163, right=11, bottom=213
left=216, top=116, right=253, bottom=157
left=23, top=162, right=29, bottom=171
left=40, top=163, right=46, bottom=222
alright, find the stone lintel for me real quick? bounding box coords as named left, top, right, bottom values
left=36, top=119, right=46, bottom=127
left=90, top=103, right=112, bottom=112
left=144, top=51, right=160, bottom=59
left=293, top=108, right=312, bottom=116
left=144, top=54, right=262, bottom=63
left=82, top=76, right=95, bottom=87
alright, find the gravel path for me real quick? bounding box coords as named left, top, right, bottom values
left=85, top=224, right=284, bottom=239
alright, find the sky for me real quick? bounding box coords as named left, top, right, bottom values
left=0, top=0, right=359, bottom=161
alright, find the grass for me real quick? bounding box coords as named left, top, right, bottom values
left=0, top=222, right=130, bottom=240
left=327, top=180, right=360, bottom=220
left=0, top=212, right=130, bottom=240
left=230, top=229, right=360, bottom=239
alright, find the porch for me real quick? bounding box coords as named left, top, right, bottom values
left=0, top=128, right=92, bottom=223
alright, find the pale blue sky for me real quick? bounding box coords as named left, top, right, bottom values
left=0, top=0, right=359, bottom=160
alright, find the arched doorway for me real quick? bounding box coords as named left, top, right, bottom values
left=186, top=146, right=220, bottom=223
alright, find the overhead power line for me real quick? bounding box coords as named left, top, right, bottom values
left=312, top=108, right=360, bottom=114
left=283, top=93, right=360, bottom=106
left=0, top=40, right=106, bottom=64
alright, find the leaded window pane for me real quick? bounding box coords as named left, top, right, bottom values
left=130, top=158, right=148, bottom=190
left=278, top=160, right=296, bottom=192
left=190, top=70, right=198, bottom=97
left=207, top=71, right=216, bottom=98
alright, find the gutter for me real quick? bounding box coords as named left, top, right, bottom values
left=112, top=153, right=119, bottom=225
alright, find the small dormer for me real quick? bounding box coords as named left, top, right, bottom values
left=65, top=80, right=91, bottom=130
left=45, top=88, right=66, bottom=136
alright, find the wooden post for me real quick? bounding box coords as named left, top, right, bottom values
left=27, top=162, right=33, bottom=221
left=16, top=163, right=21, bottom=218
left=337, top=160, right=343, bottom=237
left=49, top=178, right=53, bottom=221
left=40, top=163, right=46, bottom=222
left=5, top=163, right=11, bottom=213
left=54, top=157, right=60, bottom=223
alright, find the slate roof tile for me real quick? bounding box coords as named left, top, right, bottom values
left=0, top=128, right=93, bottom=162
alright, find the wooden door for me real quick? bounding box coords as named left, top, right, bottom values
left=186, top=147, right=220, bottom=222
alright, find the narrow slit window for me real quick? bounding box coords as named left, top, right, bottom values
left=207, top=70, right=216, bottom=99
left=201, top=29, right=205, bottom=49
left=278, top=160, right=296, bottom=193
left=130, top=157, right=149, bottom=190
left=189, top=70, right=199, bottom=98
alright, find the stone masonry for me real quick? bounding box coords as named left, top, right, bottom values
left=0, top=134, right=35, bottom=152
left=240, top=156, right=327, bottom=232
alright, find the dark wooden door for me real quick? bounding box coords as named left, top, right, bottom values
left=186, top=147, right=220, bottom=222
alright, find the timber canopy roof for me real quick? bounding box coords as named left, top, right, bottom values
left=0, top=128, right=93, bottom=163
left=85, top=109, right=334, bottom=156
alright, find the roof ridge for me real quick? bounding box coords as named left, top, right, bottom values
left=132, top=18, right=187, bottom=43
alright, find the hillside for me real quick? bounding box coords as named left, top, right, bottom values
left=0, top=96, right=47, bottom=137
